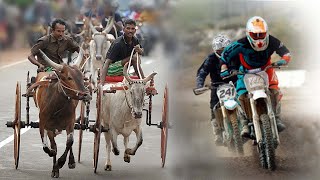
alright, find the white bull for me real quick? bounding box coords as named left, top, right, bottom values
left=101, top=63, right=157, bottom=171
left=87, top=16, right=116, bottom=85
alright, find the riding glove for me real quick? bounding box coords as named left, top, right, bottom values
left=220, top=70, right=230, bottom=78
left=273, top=59, right=287, bottom=66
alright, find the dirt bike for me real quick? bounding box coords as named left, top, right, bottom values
left=231, top=65, right=285, bottom=170
left=193, top=81, right=245, bottom=155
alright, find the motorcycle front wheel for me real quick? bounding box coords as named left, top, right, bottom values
left=228, top=110, right=244, bottom=155
left=259, top=114, right=276, bottom=170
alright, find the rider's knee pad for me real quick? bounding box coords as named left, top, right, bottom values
left=213, top=107, right=223, bottom=128
left=238, top=94, right=253, bottom=120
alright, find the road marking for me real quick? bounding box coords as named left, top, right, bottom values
left=0, top=59, right=28, bottom=70
left=0, top=59, right=31, bottom=149
left=0, top=127, right=31, bottom=149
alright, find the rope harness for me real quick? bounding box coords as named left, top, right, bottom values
left=121, top=49, right=145, bottom=109
left=53, top=71, right=90, bottom=100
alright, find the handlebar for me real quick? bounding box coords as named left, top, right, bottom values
left=193, top=85, right=210, bottom=95
left=265, top=64, right=287, bottom=70
left=222, top=65, right=287, bottom=80
left=222, top=70, right=243, bottom=80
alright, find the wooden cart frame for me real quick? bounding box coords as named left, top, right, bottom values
left=89, top=70, right=170, bottom=173
left=7, top=70, right=169, bottom=172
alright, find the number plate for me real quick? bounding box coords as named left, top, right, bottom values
left=217, top=84, right=236, bottom=101
left=247, top=76, right=264, bottom=88
left=244, top=71, right=269, bottom=92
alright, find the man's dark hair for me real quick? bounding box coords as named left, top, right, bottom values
left=51, top=19, right=66, bottom=30
left=123, top=18, right=136, bottom=27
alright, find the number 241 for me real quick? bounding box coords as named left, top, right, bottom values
left=219, top=88, right=235, bottom=98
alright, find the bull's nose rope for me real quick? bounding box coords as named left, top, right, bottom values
left=124, top=49, right=139, bottom=109
left=53, top=71, right=89, bottom=100
left=54, top=71, right=69, bottom=99
left=122, top=80, right=133, bottom=109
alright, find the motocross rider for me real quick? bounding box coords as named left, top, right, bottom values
left=220, top=16, right=291, bottom=137
left=195, top=34, right=239, bottom=145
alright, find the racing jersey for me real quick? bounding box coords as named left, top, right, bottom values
left=221, top=35, right=290, bottom=69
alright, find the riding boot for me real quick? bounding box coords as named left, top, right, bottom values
left=212, top=108, right=223, bottom=146
left=270, top=89, right=286, bottom=132
left=240, top=118, right=250, bottom=137
left=211, top=108, right=215, bottom=120
left=238, top=94, right=251, bottom=137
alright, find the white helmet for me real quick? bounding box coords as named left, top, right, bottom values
left=212, top=34, right=231, bottom=58
left=246, top=16, right=269, bottom=51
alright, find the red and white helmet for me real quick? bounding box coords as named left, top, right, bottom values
left=246, top=16, right=269, bottom=51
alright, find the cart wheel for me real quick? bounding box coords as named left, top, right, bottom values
left=93, top=85, right=102, bottom=173
left=14, top=82, right=21, bottom=169
left=78, top=101, right=86, bottom=162
left=161, top=85, right=169, bottom=168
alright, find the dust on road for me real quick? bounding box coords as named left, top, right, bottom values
left=167, top=77, right=320, bottom=180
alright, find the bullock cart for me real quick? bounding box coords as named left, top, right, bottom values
left=5, top=53, right=169, bottom=175
left=6, top=74, right=92, bottom=169
left=5, top=50, right=93, bottom=176
left=88, top=62, right=169, bottom=173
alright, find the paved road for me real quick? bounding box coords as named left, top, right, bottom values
left=0, top=50, right=176, bottom=179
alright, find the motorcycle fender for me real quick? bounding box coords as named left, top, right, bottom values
left=252, top=89, right=267, bottom=100
left=224, top=99, right=238, bottom=110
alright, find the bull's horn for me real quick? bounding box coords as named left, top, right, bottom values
left=102, top=16, right=115, bottom=34
left=89, top=20, right=99, bottom=34
left=142, top=72, right=157, bottom=83
left=73, top=48, right=84, bottom=67
left=39, top=49, right=63, bottom=70
left=123, top=62, right=133, bottom=83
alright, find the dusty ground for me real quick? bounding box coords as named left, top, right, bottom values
left=167, top=45, right=320, bottom=179
left=168, top=84, right=320, bottom=180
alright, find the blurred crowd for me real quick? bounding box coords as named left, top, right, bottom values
left=0, top=0, right=173, bottom=51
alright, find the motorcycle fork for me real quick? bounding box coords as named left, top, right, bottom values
left=266, top=94, right=280, bottom=145
left=220, top=102, right=231, bottom=142
left=249, top=97, right=263, bottom=143
left=221, top=100, right=240, bottom=142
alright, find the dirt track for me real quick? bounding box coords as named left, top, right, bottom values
left=167, top=72, right=320, bottom=180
